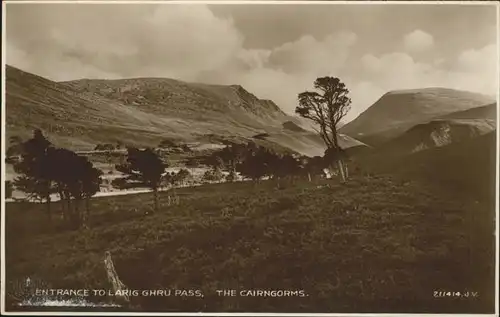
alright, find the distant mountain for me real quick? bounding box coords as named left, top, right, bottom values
left=5, top=65, right=365, bottom=156
left=340, top=88, right=495, bottom=145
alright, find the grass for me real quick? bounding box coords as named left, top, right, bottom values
left=4, top=173, right=495, bottom=313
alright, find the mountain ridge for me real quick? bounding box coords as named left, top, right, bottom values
left=5, top=65, right=365, bottom=156
left=340, top=87, right=495, bottom=145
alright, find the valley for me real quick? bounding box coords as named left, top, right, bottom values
left=3, top=65, right=497, bottom=314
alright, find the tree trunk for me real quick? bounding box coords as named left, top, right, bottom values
left=74, top=198, right=81, bottom=229
left=67, top=197, right=72, bottom=226
left=173, top=187, right=178, bottom=205
left=45, top=193, right=52, bottom=222
left=332, top=126, right=340, bottom=149
left=58, top=190, right=66, bottom=220
left=153, top=187, right=159, bottom=213
left=84, top=197, right=91, bottom=228
left=337, top=159, right=347, bottom=183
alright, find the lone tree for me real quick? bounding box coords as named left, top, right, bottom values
left=296, top=76, right=351, bottom=182
left=117, top=147, right=167, bottom=213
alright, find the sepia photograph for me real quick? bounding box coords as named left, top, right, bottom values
left=1, top=0, right=498, bottom=315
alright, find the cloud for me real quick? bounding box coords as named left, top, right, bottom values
left=197, top=30, right=359, bottom=117
left=457, top=44, right=496, bottom=72
left=453, top=44, right=498, bottom=94
left=6, top=4, right=497, bottom=124
left=6, top=4, right=243, bottom=81
left=404, top=30, right=434, bottom=52
left=356, top=43, right=497, bottom=109
left=267, top=32, right=357, bottom=75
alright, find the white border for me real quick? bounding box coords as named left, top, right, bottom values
left=495, top=3, right=500, bottom=317
left=1, top=0, right=7, bottom=315
left=1, top=1, right=499, bottom=316
left=2, top=0, right=500, bottom=4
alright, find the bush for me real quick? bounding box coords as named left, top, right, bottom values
left=203, top=168, right=224, bottom=183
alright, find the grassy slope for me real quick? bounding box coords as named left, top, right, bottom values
left=439, top=103, right=496, bottom=120
left=374, top=119, right=496, bottom=155
left=355, top=131, right=497, bottom=204
left=6, top=65, right=189, bottom=149
left=6, top=65, right=366, bottom=155
left=5, top=174, right=495, bottom=313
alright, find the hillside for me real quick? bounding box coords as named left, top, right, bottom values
left=6, top=65, right=364, bottom=156
left=379, top=119, right=496, bottom=154
left=61, top=78, right=286, bottom=122
left=282, top=121, right=307, bottom=132
left=355, top=131, right=497, bottom=204
left=438, top=103, right=496, bottom=120
left=5, top=175, right=494, bottom=313
left=340, top=88, right=495, bottom=145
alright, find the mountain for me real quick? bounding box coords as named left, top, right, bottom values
left=340, top=88, right=495, bottom=145
left=5, top=65, right=365, bottom=156
left=61, top=78, right=287, bottom=122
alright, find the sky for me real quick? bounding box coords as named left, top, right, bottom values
left=5, top=2, right=498, bottom=122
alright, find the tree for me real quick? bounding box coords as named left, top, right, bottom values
left=80, top=161, right=103, bottom=227
left=203, top=167, right=224, bottom=183
left=296, top=77, right=351, bottom=182
left=174, top=168, right=191, bottom=186
left=281, top=154, right=302, bottom=180
left=13, top=130, right=56, bottom=220
left=324, top=147, right=349, bottom=180
left=267, top=153, right=303, bottom=187
left=117, top=147, right=167, bottom=213
left=302, top=155, right=326, bottom=181
left=94, top=143, right=115, bottom=151
left=12, top=130, right=103, bottom=228
left=184, top=156, right=200, bottom=176
left=236, top=146, right=272, bottom=181
left=6, top=135, right=24, bottom=159
left=5, top=181, right=14, bottom=199
left=46, top=147, right=103, bottom=228
left=225, top=170, right=237, bottom=182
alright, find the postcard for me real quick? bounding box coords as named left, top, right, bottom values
left=1, top=0, right=498, bottom=315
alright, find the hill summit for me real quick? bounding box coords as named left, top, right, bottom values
left=7, top=65, right=365, bottom=156
left=340, top=87, right=495, bottom=145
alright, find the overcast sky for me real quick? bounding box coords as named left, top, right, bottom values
left=6, top=3, right=498, bottom=121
